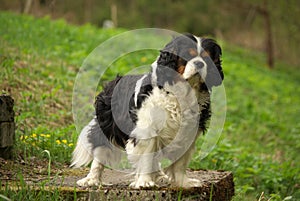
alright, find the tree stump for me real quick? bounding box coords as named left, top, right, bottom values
left=55, top=169, right=235, bottom=201
left=0, top=95, right=15, bottom=159
left=1, top=158, right=234, bottom=200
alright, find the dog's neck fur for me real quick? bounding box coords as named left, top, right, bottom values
left=186, top=75, right=210, bottom=106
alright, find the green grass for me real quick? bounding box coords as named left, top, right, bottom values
left=0, top=11, right=299, bottom=200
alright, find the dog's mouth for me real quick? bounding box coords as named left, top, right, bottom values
left=183, top=63, right=223, bottom=89
left=185, top=73, right=204, bottom=89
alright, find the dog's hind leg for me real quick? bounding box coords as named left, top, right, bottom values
left=71, top=117, right=115, bottom=187
left=76, top=159, right=104, bottom=187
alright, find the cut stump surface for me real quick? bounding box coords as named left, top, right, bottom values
left=1, top=159, right=234, bottom=201
left=55, top=169, right=234, bottom=201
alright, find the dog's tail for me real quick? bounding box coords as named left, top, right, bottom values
left=70, top=117, right=100, bottom=168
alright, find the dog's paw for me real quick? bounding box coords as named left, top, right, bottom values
left=76, top=177, right=101, bottom=187
left=130, top=180, right=156, bottom=189
left=174, top=177, right=203, bottom=188
left=156, top=172, right=169, bottom=183
left=129, top=175, right=157, bottom=189
left=184, top=178, right=203, bottom=187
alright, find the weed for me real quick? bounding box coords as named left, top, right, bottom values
left=42, top=150, right=52, bottom=180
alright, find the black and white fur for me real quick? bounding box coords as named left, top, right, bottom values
left=71, top=33, right=223, bottom=188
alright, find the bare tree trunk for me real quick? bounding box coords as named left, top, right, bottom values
left=24, top=0, right=33, bottom=14
left=254, top=0, right=274, bottom=68
left=19, top=0, right=25, bottom=13
left=263, top=0, right=274, bottom=68
left=84, top=0, right=93, bottom=23
left=49, top=0, right=56, bottom=15
left=231, top=0, right=275, bottom=69
left=111, top=4, right=118, bottom=27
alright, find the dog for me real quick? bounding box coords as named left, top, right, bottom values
left=71, top=33, right=224, bottom=188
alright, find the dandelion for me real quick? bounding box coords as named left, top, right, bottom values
left=31, top=133, right=37, bottom=138
left=62, top=139, right=67, bottom=144
left=141, top=57, right=147, bottom=63
left=40, top=134, right=46, bottom=137
left=68, top=143, right=74, bottom=147
left=20, top=135, right=28, bottom=141
left=56, top=139, right=61, bottom=145
left=45, top=134, right=51, bottom=138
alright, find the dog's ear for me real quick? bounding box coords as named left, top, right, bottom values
left=157, top=38, right=179, bottom=70
left=162, top=33, right=196, bottom=55
left=155, top=52, right=179, bottom=86
left=154, top=37, right=182, bottom=86
left=202, top=38, right=224, bottom=81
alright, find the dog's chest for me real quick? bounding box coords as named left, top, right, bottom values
left=136, top=87, right=182, bottom=131
left=133, top=82, right=203, bottom=144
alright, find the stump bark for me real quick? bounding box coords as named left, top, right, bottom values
left=0, top=95, right=15, bottom=159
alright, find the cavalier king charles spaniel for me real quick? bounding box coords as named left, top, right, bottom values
left=71, top=33, right=224, bottom=188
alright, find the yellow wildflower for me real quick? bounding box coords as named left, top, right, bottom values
left=68, top=143, right=74, bottom=147
left=56, top=140, right=61, bottom=145
left=62, top=139, right=67, bottom=144
left=141, top=57, right=147, bottom=63
left=31, top=133, right=37, bottom=138
left=45, top=134, right=51, bottom=138
left=20, top=135, right=26, bottom=141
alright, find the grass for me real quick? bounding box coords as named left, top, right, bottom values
left=0, top=11, right=299, bottom=200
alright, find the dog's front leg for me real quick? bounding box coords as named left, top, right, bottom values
left=165, top=141, right=202, bottom=188
left=127, top=138, right=159, bottom=188
left=77, top=159, right=104, bottom=187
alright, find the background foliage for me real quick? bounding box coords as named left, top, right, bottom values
left=1, top=0, right=300, bottom=66
left=0, top=4, right=299, bottom=201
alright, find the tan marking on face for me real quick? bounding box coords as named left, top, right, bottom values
left=189, top=48, right=198, bottom=57
left=177, top=65, right=185, bottom=75
left=200, top=50, right=210, bottom=58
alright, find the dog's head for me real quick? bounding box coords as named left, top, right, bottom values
left=154, top=33, right=223, bottom=89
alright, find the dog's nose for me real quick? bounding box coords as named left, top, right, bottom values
left=194, top=61, right=204, bottom=69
